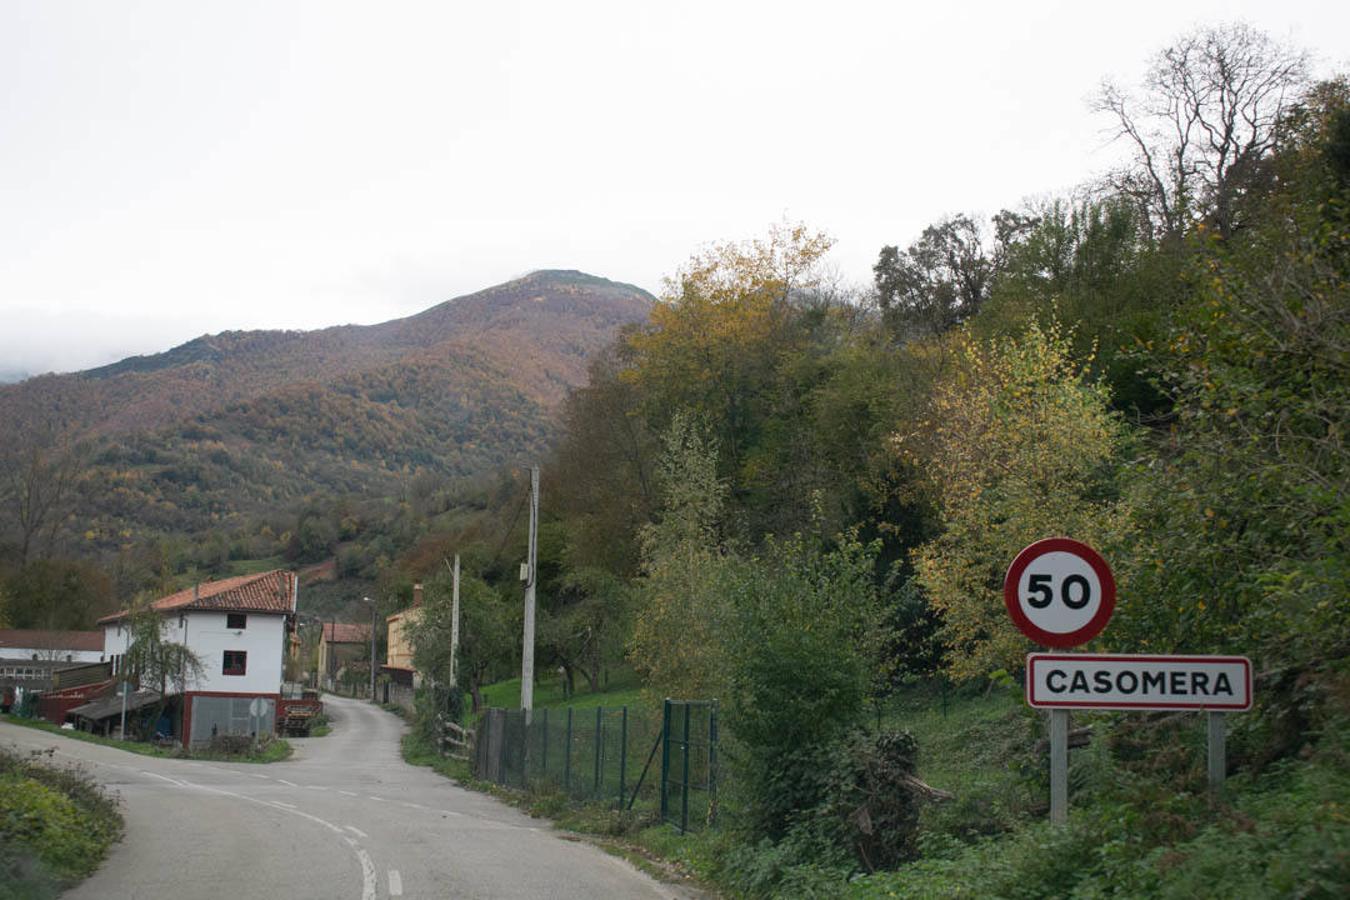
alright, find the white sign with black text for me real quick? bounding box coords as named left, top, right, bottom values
left=1027, top=653, right=1252, bottom=712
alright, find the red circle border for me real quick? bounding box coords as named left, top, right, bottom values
left=1003, top=537, right=1116, bottom=648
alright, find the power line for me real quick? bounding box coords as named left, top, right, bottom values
left=487, top=480, right=530, bottom=572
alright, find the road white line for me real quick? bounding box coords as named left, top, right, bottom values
left=153, top=774, right=374, bottom=900
left=357, top=848, right=377, bottom=900
left=388, top=869, right=403, bottom=896
left=277, top=779, right=299, bottom=787
left=339, top=790, right=358, bottom=796
left=345, top=825, right=369, bottom=839
left=141, top=771, right=185, bottom=785
left=251, top=773, right=269, bottom=779
left=367, top=795, right=385, bottom=802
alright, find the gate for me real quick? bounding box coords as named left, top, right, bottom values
left=660, top=698, right=718, bottom=833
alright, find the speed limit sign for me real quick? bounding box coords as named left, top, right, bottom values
left=1004, top=538, right=1116, bottom=648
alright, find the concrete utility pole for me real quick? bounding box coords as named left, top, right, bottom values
left=521, top=466, right=539, bottom=714
left=366, top=597, right=377, bottom=701
left=449, top=554, right=461, bottom=689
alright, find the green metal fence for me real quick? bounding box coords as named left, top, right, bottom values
left=473, top=699, right=719, bottom=832
left=474, top=706, right=663, bottom=807
left=660, top=699, right=718, bottom=833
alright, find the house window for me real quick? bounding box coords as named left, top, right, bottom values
left=223, top=651, right=247, bottom=676
left=227, top=613, right=247, bottom=630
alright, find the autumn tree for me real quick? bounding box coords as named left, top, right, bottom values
left=903, top=321, right=1131, bottom=680
left=0, top=423, right=82, bottom=565
left=551, top=343, right=658, bottom=575
left=623, top=221, right=834, bottom=495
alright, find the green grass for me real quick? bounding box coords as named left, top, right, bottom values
left=479, top=667, right=644, bottom=713
left=220, top=555, right=287, bottom=577
left=879, top=680, right=1028, bottom=798
left=0, top=715, right=293, bottom=763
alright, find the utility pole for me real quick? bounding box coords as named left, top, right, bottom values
left=449, top=554, right=461, bottom=689
left=366, top=597, right=377, bottom=702
left=521, top=466, right=539, bottom=715
left=119, top=677, right=129, bottom=740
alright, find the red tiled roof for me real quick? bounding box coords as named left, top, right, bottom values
left=98, top=570, right=297, bottom=624
left=322, top=622, right=371, bottom=644
left=0, top=629, right=105, bottom=653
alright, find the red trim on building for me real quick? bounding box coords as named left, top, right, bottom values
left=181, top=690, right=282, bottom=747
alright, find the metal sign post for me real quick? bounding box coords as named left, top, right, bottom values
left=1005, top=537, right=1118, bottom=824
left=1208, top=711, right=1226, bottom=798
left=1049, top=709, right=1069, bottom=825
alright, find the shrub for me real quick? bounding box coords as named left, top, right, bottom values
left=818, top=729, right=922, bottom=872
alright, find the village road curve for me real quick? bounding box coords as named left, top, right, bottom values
left=1, top=696, right=693, bottom=899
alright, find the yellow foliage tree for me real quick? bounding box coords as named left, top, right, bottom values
left=903, top=320, right=1131, bottom=680
left=622, top=221, right=833, bottom=472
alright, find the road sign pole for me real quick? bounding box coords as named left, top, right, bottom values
left=1050, top=709, right=1069, bottom=825
left=1207, top=712, right=1226, bottom=799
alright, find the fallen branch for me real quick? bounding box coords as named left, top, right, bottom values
left=1033, top=725, right=1094, bottom=755
left=902, top=774, right=954, bottom=802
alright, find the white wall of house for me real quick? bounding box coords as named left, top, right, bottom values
left=103, top=611, right=287, bottom=695
left=0, top=647, right=103, bottom=664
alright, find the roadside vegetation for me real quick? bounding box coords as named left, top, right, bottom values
left=0, top=744, right=123, bottom=900
left=0, top=716, right=292, bottom=764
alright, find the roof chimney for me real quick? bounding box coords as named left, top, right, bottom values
left=413, top=583, right=423, bottom=608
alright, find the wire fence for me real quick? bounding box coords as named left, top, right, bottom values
left=661, top=699, right=718, bottom=833
left=474, top=706, right=663, bottom=808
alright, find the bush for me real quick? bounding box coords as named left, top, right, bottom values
left=818, top=729, right=922, bottom=872
left=0, top=746, right=122, bottom=893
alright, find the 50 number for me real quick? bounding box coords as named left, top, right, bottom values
left=1025, top=573, right=1092, bottom=610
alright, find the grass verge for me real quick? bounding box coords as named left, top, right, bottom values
left=0, top=715, right=292, bottom=763
left=0, top=744, right=124, bottom=899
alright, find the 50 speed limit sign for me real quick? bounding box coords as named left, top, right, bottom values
left=1004, top=538, right=1116, bottom=648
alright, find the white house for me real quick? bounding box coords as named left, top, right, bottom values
left=99, top=570, right=297, bottom=747
left=0, top=629, right=105, bottom=664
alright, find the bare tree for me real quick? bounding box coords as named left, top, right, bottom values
left=1, top=424, right=81, bottom=565
left=1095, top=23, right=1309, bottom=242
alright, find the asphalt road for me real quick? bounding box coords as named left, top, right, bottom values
left=1, top=696, right=691, bottom=899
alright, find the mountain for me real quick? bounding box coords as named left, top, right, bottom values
left=0, top=270, right=652, bottom=547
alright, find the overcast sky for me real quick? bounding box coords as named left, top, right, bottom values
left=2, top=1, right=1345, bottom=376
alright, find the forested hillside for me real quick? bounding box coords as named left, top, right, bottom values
left=0, top=270, right=650, bottom=622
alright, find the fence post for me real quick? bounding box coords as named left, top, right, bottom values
left=564, top=707, right=573, bottom=793
left=542, top=707, right=550, bottom=778
left=618, top=706, right=628, bottom=809
left=709, top=700, right=719, bottom=826
left=594, top=706, right=603, bottom=795
left=660, top=699, right=671, bottom=822
left=680, top=702, right=691, bottom=834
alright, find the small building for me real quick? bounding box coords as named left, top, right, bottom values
left=382, top=583, right=423, bottom=688
left=318, top=622, right=371, bottom=687
left=1, top=630, right=110, bottom=715
left=0, top=629, right=105, bottom=664
left=99, top=570, right=298, bottom=747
